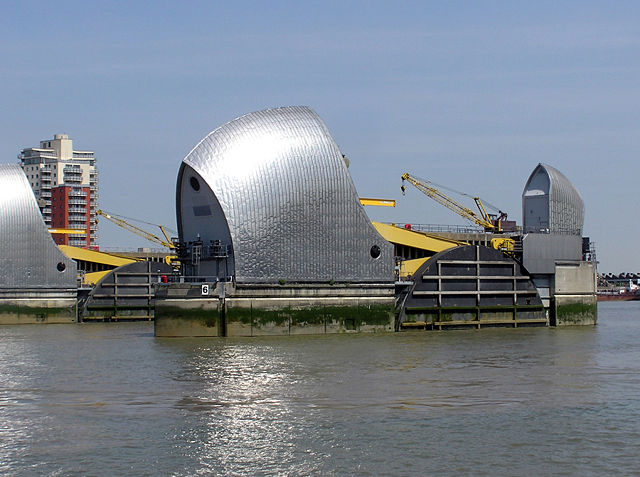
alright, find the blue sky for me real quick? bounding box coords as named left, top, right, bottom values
left=1, top=1, right=638, bottom=273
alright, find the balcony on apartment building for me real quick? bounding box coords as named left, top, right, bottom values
left=68, top=188, right=87, bottom=197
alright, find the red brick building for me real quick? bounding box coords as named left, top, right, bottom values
left=19, top=134, right=98, bottom=248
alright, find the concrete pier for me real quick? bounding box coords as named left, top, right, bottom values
left=0, top=289, right=77, bottom=324
left=154, top=282, right=395, bottom=337
left=553, top=261, right=597, bottom=326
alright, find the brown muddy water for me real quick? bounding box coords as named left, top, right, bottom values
left=1, top=301, right=639, bottom=475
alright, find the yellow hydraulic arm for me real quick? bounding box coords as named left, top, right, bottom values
left=48, top=228, right=85, bottom=234
left=96, top=209, right=175, bottom=249
left=401, top=173, right=496, bottom=230
left=359, top=198, right=396, bottom=207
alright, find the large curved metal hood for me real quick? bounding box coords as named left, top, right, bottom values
left=177, top=106, right=393, bottom=283
left=522, top=163, right=584, bottom=235
left=0, top=163, right=76, bottom=289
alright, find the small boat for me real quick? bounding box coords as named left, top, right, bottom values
left=597, top=289, right=640, bottom=302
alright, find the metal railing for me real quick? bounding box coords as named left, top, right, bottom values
left=383, top=222, right=484, bottom=234
left=383, top=222, right=531, bottom=235
left=521, top=226, right=582, bottom=235
left=164, top=275, right=231, bottom=284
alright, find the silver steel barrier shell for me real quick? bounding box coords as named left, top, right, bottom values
left=0, top=163, right=76, bottom=289
left=522, top=163, right=584, bottom=235
left=176, top=106, right=393, bottom=283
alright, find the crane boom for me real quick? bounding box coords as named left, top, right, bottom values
left=96, top=209, right=175, bottom=249
left=401, top=173, right=496, bottom=230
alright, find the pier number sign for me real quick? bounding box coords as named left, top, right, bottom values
left=201, top=284, right=210, bottom=295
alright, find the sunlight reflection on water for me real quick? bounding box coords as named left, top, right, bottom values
left=0, top=302, right=639, bottom=475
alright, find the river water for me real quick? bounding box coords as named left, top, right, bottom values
left=1, top=302, right=639, bottom=476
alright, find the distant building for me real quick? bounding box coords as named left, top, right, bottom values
left=18, top=134, right=98, bottom=248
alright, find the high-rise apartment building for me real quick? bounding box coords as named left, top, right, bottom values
left=18, top=134, right=98, bottom=248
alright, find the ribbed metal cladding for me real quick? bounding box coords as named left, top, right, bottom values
left=178, top=106, right=394, bottom=283
left=522, top=163, right=584, bottom=235
left=0, top=163, right=76, bottom=288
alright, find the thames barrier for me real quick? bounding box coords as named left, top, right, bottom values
left=0, top=107, right=597, bottom=333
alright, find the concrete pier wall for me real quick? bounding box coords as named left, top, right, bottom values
left=154, top=282, right=395, bottom=337
left=0, top=290, right=77, bottom=324
left=553, top=261, right=597, bottom=326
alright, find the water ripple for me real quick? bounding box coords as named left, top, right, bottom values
left=0, top=304, right=639, bottom=475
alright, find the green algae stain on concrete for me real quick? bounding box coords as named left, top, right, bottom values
left=555, top=301, right=597, bottom=326
left=290, top=309, right=327, bottom=327
left=0, top=303, right=76, bottom=323
left=0, top=304, right=72, bottom=315
left=225, top=307, right=253, bottom=325
left=156, top=305, right=219, bottom=328
left=226, top=303, right=394, bottom=333
left=154, top=293, right=395, bottom=336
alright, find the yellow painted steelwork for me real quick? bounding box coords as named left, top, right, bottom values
left=96, top=209, right=175, bottom=249
left=372, top=222, right=467, bottom=279
left=58, top=245, right=139, bottom=267
left=58, top=245, right=141, bottom=286
left=359, top=198, right=396, bottom=207
left=372, top=222, right=464, bottom=253
left=48, top=228, right=85, bottom=234
left=401, top=172, right=497, bottom=230
left=490, top=237, right=515, bottom=255
left=82, top=270, right=111, bottom=286
left=398, top=257, right=430, bottom=278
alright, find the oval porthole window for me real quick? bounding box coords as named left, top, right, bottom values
left=190, top=176, right=200, bottom=191
left=370, top=245, right=381, bottom=259
left=57, top=262, right=66, bottom=272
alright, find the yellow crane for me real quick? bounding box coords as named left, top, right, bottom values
left=400, top=173, right=515, bottom=254
left=96, top=209, right=176, bottom=249
left=401, top=172, right=500, bottom=231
